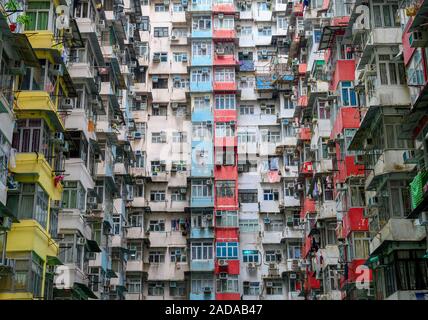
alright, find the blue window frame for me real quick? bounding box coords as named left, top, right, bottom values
left=340, top=81, right=357, bottom=106
left=216, top=242, right=238, bottom=259
left=242, top=250, right=259, bottom=263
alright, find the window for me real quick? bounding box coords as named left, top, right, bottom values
left=150, top=190, right=166, bottom=202
left=239, top=105, right=255, bottom=115
left=215, top=94, right=236, bottom=109
left=152, top=132, right=167, bottom=143
left=173, top=3, right=184, bottom=12
left=215, top=122, right=235, bottom=136
left=216, top=242, right=238, bottom=259
left=288, top=244, right=301, bottom=259
left=153, top=52, right=168, bottom=62
left=155, top=4, right=168, bottom=11
left=349, top=232, right=370, bottom=259
left=170, top=248, right=187, bottom=263
left=266, top=281, right=283, bottom=295
left=193, top=96, right=210, bottom=110
left=257, top=2, right=271, bottom=11
left=239, top=26, right=252, bottom=36
left=148, top=282, right=164, bottom=296
left=318, top=101, right=331, bottom=119
left=7, top=184, right=49, bottom=229
left=239, top=189, right=258, bottom=203
left=171, top=218, right=187, bottom=231
left=372, top=1, right=400, bottom=28
left=112, top=216, right=121, bottom=235
left=192, top=16, right=211, bottom=31
left=127, top=277, right=142, bottom=293
left=243, top=282, right=260, bottom=296
left=154, top=27, right=169, bottom=37
left=192, top=41, right=212, bottom=56
left=384, top=122, right=414, bottom=150
left=192, top=179, right=212, bottom=198
left=128, top=242, right=143, bottom=261
left=169, top=281, right=186, bottom=297
left=243, top=250, right=259, bottom=263
left=191, top=242, right=214, bottom=260
left=283, top=97, right=294, bottom=109
left=263, top=189, right=279, bottom=201
left=277, top=16, right=288, bottom=30
left=151, top=161, right=166, bottom=173
left=6, top=253, right=44, bottom=296
left=216, top=275, right=239, bottom=293
left=149, top=220, right=165, bottom=232
left=261, top=104, right=275, bottom=115
left=258, top=26, right=272, bottom=36
left=191, top=68, right=211, bottom=82
left=215, top=210, right=238, bottom=227
left=171, top=161, right=187, bottom=172
left=378, top=54, right=406, bottom=85
left=214, top=16, right=234, bottom=29
left=214, top=68, right=235, bottom=82
left=152, top=77, right=168, bottom=89
left=239, top=219, right=259, bottom=232
left=215, top=181, right=236, bottom=198
left=260, top=130, right=280, bottom=143
left=172, top=132, right=187, bottom=143
left=171, top=189, right=186, bottom=202
left=173, top=52, right=188, bottom=62
left=12, top=119, right=50, bottom=158
left=325, top=222, right=337, bottom=245
left=265, top=219, right=284, bottom=232
left=340, top=82, right=357, bottom=106
left=149, top=250, right=165, bottom=263
left=191, top=211, right=214, bottom=229
left=26, top=1, right=51, bottom=31
left=62, top=181, right=86, bottom=211
left=191, top=274, right=214, bottom=294
left=215, top=147, right=235, bottom=165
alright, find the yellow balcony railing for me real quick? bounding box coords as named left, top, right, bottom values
left=14, top=91, right=65, bottom=132
left=9, top=153, right=63, bottom=201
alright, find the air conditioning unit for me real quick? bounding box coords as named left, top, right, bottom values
left=203, top=287, right=211, bottom=293
left=263, top=217, right=271, bottom=224
left=97, top=20, right=105, bottom=29
left=403, top=150, right=416, bottom=163
left=77, top=237, right=86, bottom=245
left=206, top=214, right=213, bottom=220
left=266, top=281, right=273, bottom=287
left=328, top=146, right=335, bottom=155
left=88, top=197, right=97, bottom=205
left=419, top=211, right=428, bottom=226
left=136, top=179, right=144, bottom=185
left=202, top=67, right=209, bottom=75
left=305, top=30, right=313, bottom=38
left=133, top=132, right=142, bottom=139
left=290, top=273, right=297, bottom=279
left=218, top=259, right=228, bottom=267
left=219, top=272, right=228, bottom=279
left=49, top=64, right=64, bottom=76
left=171, top=102, right=179, bottom=109
left=336, top=182, right=347, bottom=191
left=170, top=281, right=177, bottom=288
left=206, top=180, right=212, bottom=185
left=164, top=0, right=170, bottom=5
left=269, top=263, right=276, bottom=269
left=409, top=30, right=428, bottom=48
left=182, top=55, right=188, bottom=62
left=247, top=262, right=255, bottom=268
left=62, top=98, right=74, bottom=109
left=180, top=188, right=187, bottom=194
left=297, top=183, right=303, bottom=191
left=204, top=95, right=210, bottom=101
left=368, top=196, right=379, bottom=207
left=365, top=64, right=376, bottom=74
left=201, top=43, right=208, bottom=50
left=170, top=35, right=178, bottom=41
left=216, top=47, right=225, bottom=55
left=181, top=0, right=188, bottom=7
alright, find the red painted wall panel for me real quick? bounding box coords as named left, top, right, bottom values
left=215, top=259, right=240, bottom=274
left=331, top=60, right=355, bottom=91
left=343, top=207, right=369, bottom=237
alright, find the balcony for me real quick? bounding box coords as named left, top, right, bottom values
left=191, top=29, right=213, bottom=38
left=190, top=259, right=215, bottom=272
left=342, top=208, right=368, bottom=238
left=213, top=81, right=237, bottom=91
left=239, top=60, right=255, bottom=72
left=282, top=227, right=303, bottom=240
left=300, top=198, right=316, bottom=219
left=261, top=231, right=283, bottom=244
left=145, top=262, right=189, bottom=281
left=213, top=29, right=236, bottom=40
left=191, top=227, right=215, bottom=239
left=14, top=91, right=64, bottom=132
left=190, top=292, right=215, bottom=300
left=190, top=80, right=213, bottom=92
left=192, top=55, right=213, bottom=66
left=126, top=260, right=144, bottom=272
left=191, top=196, right=215, bottom=207
left=317, top=200, right=336, bottom=220
left=300, top=162, right=313, bottom=175
left=192, top=107, right=213, bottom=122
left=259, top=201, right=280, bottom=213
left=24, top=31, right=57, bottom=52
left=256, top=76, right=275, bottom=90
left=214, top=54, right=238, bottom=66
left=58, top=210, right=91, bottom=239
left=189, top=2, right=212, bottom=11
left=9, top=153, right=62, bottom=201
left=6, top=220, right=59, bottom=261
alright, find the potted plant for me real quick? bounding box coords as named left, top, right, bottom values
left=3, top=0, right=31, bottom=31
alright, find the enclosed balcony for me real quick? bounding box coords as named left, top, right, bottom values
left=190, top=68, right=213, bottom=92
left=191, top=179, right=215, bottom=207
left=191, top=16, right=213, bottom=38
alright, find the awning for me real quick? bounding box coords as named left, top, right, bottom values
left=9, top=34, right=40, bottom=68
left=64, top=19, right=84, bottom=49
left=110, top=57, right=127, bottom=89
left=74, top=282, right=98, bottom=299
left=47, top=255, right=63, bottom=266
left=86, top=239, right=102, bottom=253
left=409, top=0, right=428, bottom=31
left=106, top=269, right=118, bottom=278
left=0, top=202, right=19, bottom=222
left=86, top=32, right=105, bottom=66
left=348, top=106, right=381, bottom=151
left=45, top=50, right=77, bottom=98
left=318, top=25, right=346, bottom=50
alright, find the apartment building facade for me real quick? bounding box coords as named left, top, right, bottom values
left=0, top=0, right=427, bottom=301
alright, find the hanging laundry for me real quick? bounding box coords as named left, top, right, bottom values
left=267, top=170, right=281, bottom=183
left=269, top=157, right=279, bottom=170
